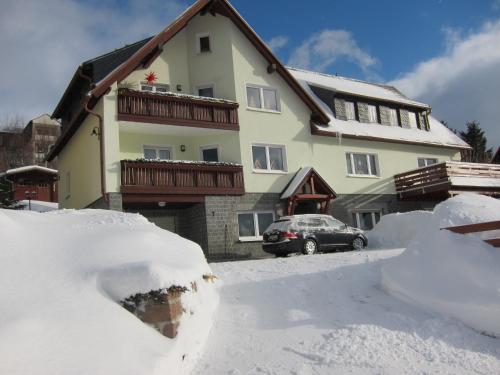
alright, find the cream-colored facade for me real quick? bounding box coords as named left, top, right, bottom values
left=57, top=12, right=461, bottom=209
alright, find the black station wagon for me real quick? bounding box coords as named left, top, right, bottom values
left=262, top=214, right=367, bottom=257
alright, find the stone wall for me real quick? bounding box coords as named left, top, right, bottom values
left=204, top=193, right=282, bottom=259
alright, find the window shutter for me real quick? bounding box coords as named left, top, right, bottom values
left=400, top=109, right=410, bottom=128
left=334, top=98, right=347, bottom=120
left=357, top=102, right=370, bottom=123
left=418, top=113, right=429, bottom=130
left=379, top=106, right=391, bottom=125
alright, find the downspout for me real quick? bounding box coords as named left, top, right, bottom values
left=78, top=67, right=108, bottom=202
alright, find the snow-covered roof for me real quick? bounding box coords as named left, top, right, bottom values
left=288, top=69, right=470, bottom=149
left=281, top=167, right=313, bottom=199
left=288, top=67, right=430, bottom=109
left=6, top=165, right=58, bottom=175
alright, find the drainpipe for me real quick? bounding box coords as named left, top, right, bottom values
left=78, top=67, right=108, bottom=203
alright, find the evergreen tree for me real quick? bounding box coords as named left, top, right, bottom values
left=0, top=177, right=18, bottom=209
left=459, top=121, right=493, bottom=163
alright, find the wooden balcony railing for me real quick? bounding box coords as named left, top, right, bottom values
left=120, top=160, right=245, bottom=197
left=117, top=88, right=239, bottom=130
left=394, top=161, right=500, bottom=198
left=442, top=220, right=500, bottom=248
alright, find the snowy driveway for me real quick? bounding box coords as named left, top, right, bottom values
left=194, top=250, right=500, bottom=374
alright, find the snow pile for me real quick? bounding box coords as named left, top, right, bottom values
left=381, top=194, right=500, bottom=337
left=0, top=209, right=218, bottom=375
left=366, top=210, right=432, bottom=249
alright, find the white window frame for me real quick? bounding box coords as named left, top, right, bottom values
left=251, top=143, right=287, bottom=173
left=237, top=211, right=275, bottom=241
left=200, top=145, right=220, bottom=162
left=408, top=111, right=418, bottom=128
left=195, top=83, right=216, bottom=98
left=245, top=84, right=281, bottom=113
left=140, top=82, right=170, bottom=93
left=367, top=104, right=378, bottom=123
left=388, top=108, right=398, bottom=126
left=196, top=32, right=211, bottom=54
left=352, top=210, right=382, bottom=230
left=345, top=101, right=356, bottom=120
left=346, top=152, right=380, bottom=177
left=143, top=145, right=173, bottom=160
left=417, top=158, right=438, bottom=168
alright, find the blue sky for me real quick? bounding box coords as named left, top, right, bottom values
left=1, top=0, right=499, bottom=147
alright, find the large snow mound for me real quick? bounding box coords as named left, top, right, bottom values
left=0, top=209, right=218, bottom=375
left=366, top=210, right=433, bottom=249
left=381, top=194, right=500, bottom=337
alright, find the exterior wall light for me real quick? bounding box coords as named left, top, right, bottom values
left=176, top=84, right=182, bottom=92
left=91, top=126, right=101, bottom=139
left=180, top=145, right=186, bottom=152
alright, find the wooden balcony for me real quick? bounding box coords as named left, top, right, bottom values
left=117, top=88, right=239, bottom=130
left=120, top=160, right=245, bottom=203
left=394, top=161, right=500, bottom=199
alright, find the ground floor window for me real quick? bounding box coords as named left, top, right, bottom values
left=417, top=158, right=438, bottom=168
left=238, top=212, right=274, bottom=241
left=352, top=211, right=381, bottom=230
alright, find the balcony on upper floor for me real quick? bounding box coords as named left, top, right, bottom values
left=117, top=88, right=239, bottom=130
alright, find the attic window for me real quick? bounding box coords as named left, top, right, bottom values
left=197, top=34, right=211, bottom=53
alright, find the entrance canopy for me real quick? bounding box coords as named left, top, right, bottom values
left=281, top=167, right=336, bottom=215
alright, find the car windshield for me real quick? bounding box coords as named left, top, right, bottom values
left=266, top=220, right=291, bottom=232
left=326, top=217, right=346, bottom=229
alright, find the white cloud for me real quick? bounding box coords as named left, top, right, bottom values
left=267, top=36, right=289, bottom=51
left=389, top=20, right=500, bottom=148
left=287, top=29, right=378, bottom=76
left=0, top=0, right=186, bottom=125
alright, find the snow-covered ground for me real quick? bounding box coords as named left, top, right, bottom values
left=382, top=194, right=500, bottom=338
left=0, top=209, right=218, bottom=375
left=194, top=251, right=500, bottom=374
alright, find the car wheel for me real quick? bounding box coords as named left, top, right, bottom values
left=303, top=239, right=317, bottom=255
left=352, top=237, right=366, bottom=250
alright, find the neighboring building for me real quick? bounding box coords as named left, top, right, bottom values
left=22, top=114, right=61, bottom=168
left=0, top=114, right=60, bottom=171
left=0, top=131, right=25, bottom=171
left=47, top=0, right=499, bottom=258
left=1, top=165, right=58, bottom=203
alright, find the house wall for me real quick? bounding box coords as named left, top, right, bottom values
left=125, top=29, right=190, bottom=94
left=119, top=130, right=242, bottom=164
left=57, top=100, right=103, bottom=209
left=185, top=14, right=237, bottom=100
left=227, top=19, right=460, bottom=195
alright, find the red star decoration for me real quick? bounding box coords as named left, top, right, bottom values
left=145, top=71, right=157, bottom=84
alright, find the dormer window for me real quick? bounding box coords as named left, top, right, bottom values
left=367, top=104, right=377, bottom=123
left=388, top=108, right=398, bottom=126
left=408, top=111, right=418, bottom=128
left=197, top=33, right=211, bottom=53
left=345, top=101, right=356, bottom=120
left=140, top=82, right=170, bottom=93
